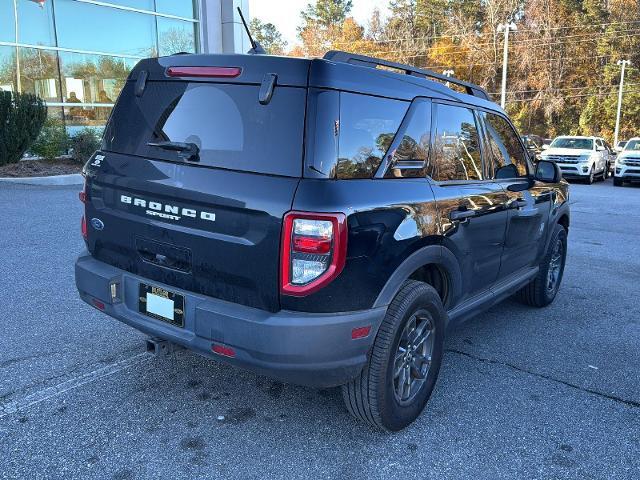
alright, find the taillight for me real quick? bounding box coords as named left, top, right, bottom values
left=166, top=66, right=241, bottom=78
left=280, top=212, right=347, bottom=296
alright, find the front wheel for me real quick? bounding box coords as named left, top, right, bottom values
left=587, top=168, right=595, bottom=184
left=342, top=280, right=446, bottom=431
left=515, top=223, right=567, bottom=307
left=613, top=177, right=624, bottom=187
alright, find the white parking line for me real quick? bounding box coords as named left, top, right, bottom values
left=0, top=353, right=153, bottom=418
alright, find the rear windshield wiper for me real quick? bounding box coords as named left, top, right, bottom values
left=146, top=141, right=199, bottom=162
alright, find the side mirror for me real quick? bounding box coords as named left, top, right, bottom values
left=535, top=160, right=562, bottom=183
left=597, top=145, right=605, bottom=151
left=541, top=144, right=549, bottom=150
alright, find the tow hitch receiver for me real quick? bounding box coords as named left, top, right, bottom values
left=145, top=337, right=183, bottom=356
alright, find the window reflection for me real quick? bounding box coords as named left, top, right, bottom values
left=338, top=93, right=408, bottom=179
left=18, top=48, right=61, bottom=102
left=98, top=0, right=154, bottom=10
left=0, top=47, right=17, bottom=92
left=0, top=2, right=16, bottom=42
left=155, top=0, right=196, bottom=19
left=64, top=105, right=112, bottom=129
left=157, top=18, right=196, bottom=56
left=55, top=0, right=156, bottom=56
left=483, top=113, right=529, bottom=178
left=430, top=104, right=482, bottom=181
left=385, top=99, right=430, bottom=178
left=59, top=52, right=133, bottom=104
left=17, top=0, right=56, bottom=46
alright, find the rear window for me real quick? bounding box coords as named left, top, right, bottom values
left=102, top=81, right=306, bottom=176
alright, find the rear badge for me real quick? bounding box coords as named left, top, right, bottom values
left=90, top=218, right=105, bottom=230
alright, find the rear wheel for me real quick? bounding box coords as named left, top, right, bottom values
left=342, top=280, right=445, bottom=431
left=515, top=223, right=567, bottom=307
left=602, top=165, right=609, bottom=180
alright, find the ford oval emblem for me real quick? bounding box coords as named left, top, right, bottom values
left=90, top=218, right=104, bottom=230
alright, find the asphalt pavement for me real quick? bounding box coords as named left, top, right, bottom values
left=1, top=179, right=639, bottom=479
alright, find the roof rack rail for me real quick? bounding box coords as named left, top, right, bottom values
left=323, top=50, right=491, bottom=101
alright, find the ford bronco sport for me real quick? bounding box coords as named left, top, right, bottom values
left=75, top=51, right=569, bottom=431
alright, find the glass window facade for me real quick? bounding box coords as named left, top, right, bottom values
left=0, top=0, right=200, bottom=130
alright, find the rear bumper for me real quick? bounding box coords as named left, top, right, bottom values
left=75, top=253, right=385, bottom=387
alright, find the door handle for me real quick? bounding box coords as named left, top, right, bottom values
left=450, top=209, right=477, bottom=221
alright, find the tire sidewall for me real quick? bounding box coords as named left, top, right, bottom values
left=378, top=286, right=446, bottom=431
left=540, top=225, right=567, bottom=303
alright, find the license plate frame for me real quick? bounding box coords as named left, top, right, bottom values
left=138, top=283, right=185, bottom=327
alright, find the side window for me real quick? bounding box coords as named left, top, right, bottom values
left=484, top=112, right=529, bottom=178
left=385, top=98, right=430, bottom=178
left=429, top=104, right=482, bottom=182
left=337, top=93, right=408, bottom=179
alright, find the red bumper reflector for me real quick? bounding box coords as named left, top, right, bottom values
left=167, top=66, right=241, bottom=78
left=79, top=191, right=86, bottom=203
left=212, top=344, right=236, bottom=358
left=92, top=299, right=105, bottom=311
left=81, top=215, right=87, bottom=239
left=351, top=326, right=371, bottom=339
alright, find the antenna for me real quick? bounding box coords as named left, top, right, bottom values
left=236, top=7, right=266, bottom=55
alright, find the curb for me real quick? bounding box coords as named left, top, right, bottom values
left=0, top=173, right=83, bottom=186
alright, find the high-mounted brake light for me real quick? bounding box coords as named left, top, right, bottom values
left=166, top=66, right=242, bottom=78
left=280, top=212, right=347, bottom=296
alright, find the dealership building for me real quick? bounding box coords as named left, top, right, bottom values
left=0, top=0, right=250, bottom=130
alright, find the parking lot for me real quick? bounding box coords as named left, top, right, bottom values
left=1, top=179, right=639, bottom=480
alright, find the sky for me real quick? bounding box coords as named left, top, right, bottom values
left=248, top=0, right=390, bottom=49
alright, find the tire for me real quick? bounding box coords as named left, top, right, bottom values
left=515, top=223, right=567, bottom=308
left=342, top=280, right=446, bottom=431
left=587, top=168, right=595, bottom=184
left=613, top=177, right=623, bottom=187
left=602, top=165, right=609, bottom=180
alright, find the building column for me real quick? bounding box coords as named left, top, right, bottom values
left=199, top=0, right=250, bottom=54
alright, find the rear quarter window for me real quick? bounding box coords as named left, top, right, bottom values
left=336, top=93, right=408, bottom=179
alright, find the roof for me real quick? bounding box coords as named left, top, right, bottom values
left=128, top=52, right=502, bottom=112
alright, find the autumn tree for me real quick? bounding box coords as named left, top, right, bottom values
left=298, top=0, right=353, bottom=57
left=250, top=18, right=287, bottom=55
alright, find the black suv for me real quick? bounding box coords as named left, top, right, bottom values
left=75, top=51, right=569, bottom=431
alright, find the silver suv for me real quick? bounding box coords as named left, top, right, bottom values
left=540, top=136, right=611, bottom=184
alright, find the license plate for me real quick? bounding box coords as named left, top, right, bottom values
left=138, top=283, right=185, bottom=327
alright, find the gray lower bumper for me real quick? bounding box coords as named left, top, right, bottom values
left=75, top=253, right=386, bottom=387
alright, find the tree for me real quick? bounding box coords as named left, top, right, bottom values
left=298, top=0, right=353, bottom=56
left=250, top=18, right=287, bottom=55
left=301, top=0, right=353, bottom=28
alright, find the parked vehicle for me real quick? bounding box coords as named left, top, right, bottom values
left=75, top=51, right=570, bottom=431
left=615, top=140, right=627, bottom=153
left=614, top=137, right=640, bottom=186
left=540, top=136, right=610, bottom=184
